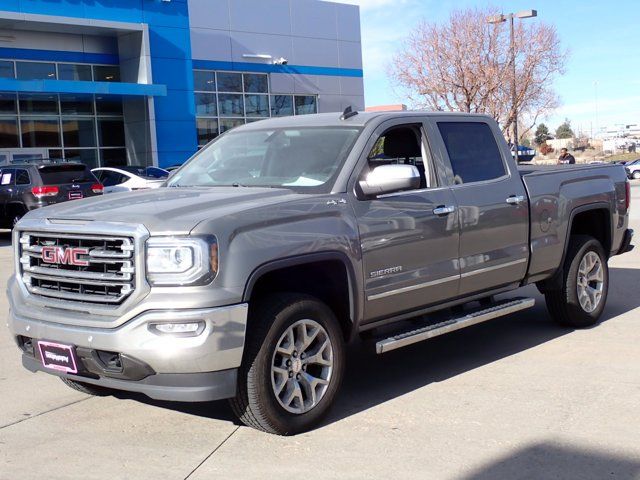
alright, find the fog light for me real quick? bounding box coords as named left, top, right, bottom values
left=149, top=321, right=205, bottom=336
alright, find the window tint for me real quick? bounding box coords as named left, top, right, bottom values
left=16, top=169, right=30, bottom=185
left=38, top=165, right=93, bottom=184
left=437, top=122, right=506, bottom=184
left=102, top=171, right=128, bottom=186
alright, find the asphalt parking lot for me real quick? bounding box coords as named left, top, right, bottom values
left=1, top=185, right=640, bottom=480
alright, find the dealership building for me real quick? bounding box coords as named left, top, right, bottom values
left=0, top=0, right=364, bottom=168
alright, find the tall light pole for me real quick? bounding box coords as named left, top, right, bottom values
left=488, top=10, right=537, bottom=163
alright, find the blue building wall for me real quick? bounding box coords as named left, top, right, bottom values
left=3, top=0, right=199, bottom=168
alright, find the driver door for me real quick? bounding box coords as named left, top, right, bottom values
left=351, top=120, right=460, bottom=323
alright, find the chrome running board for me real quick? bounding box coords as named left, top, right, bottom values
left=376, top=297, right=535, bottom=354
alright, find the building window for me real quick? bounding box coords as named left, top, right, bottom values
left=0, top=59, right=121, bottom=83
left=0, top=92, right=126, bottom=169
left=0, top=60, right=14, bottom=79
left=58, top=63, right=93, bottom=81
left=16, top=62, right=56, bottom=80
left=193, top=70, right=318, bottom=147
left=93, top=65, right=120, bottom=82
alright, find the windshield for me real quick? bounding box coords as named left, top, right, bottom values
left=167, top=127, right=361, bottom=191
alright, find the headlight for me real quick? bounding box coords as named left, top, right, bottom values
left=146, top=236, right=217, bottom=286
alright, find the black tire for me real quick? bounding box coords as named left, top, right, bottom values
left=229, top=293, right=345, bottom=435
left=544, top=235, right=609, bottom=328
left=60, top=377, right=114, bottom=396
left=8, top=206, right=26, bottom=230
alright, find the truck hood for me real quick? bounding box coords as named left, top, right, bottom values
left=24, top=186, right=310, bottom=234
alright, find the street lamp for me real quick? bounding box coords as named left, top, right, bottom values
left=488, top=9, right=537, bottom=163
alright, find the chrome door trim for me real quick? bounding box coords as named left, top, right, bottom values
left=460, top=257, right=527, bottom=278
left=367, top=274, right=459, bottom=301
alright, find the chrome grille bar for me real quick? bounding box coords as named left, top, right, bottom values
left=18, top=231, right=136, bottom=305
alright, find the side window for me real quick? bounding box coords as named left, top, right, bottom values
left=115, top=173, right=130, bottom=185
left=366, top=125, right=429, bottom=189
left=93, top=170, right=105, bottom=183
left=16, top=169, right=31, bottom=185
left=101, top=171, right=120, bottom=187
left=437, top=122, right=506, bottom=184
left=1, top=169, right=14, bottom=186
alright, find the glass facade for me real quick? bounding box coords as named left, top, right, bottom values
left=194, top=70, right=318, bottom=146
left=0, top=92, right=126, bottom=168
left=0, top=59, right=121, bottom=83
left=0, top=59, right=125, bottom=168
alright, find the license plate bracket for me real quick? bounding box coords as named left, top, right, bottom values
left=37, top=341, right=78, bottom=374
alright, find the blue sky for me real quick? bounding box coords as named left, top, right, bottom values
left=343, top=0, right=639, bottom=135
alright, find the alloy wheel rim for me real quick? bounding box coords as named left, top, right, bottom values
left=271, top=319, right=333, bottom=414
left=576, top=251, right=604, bottom=313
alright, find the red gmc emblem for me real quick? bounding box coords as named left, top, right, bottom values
left=41, top=246, right=89, bottom=267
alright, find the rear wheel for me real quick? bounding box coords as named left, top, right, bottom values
left=60, top=377, right=114, bottom=397
left=633, top=171, right=640, bottom=180
left=544, top=235, right=609, bottom=328
left=7, top=205, right=26, bottom=230
left=230, top=294, right=345, bottom=435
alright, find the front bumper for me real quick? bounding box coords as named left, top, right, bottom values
left=7, top=279, right=248, bottom=401
left=21, top=354, right=237, bottom=402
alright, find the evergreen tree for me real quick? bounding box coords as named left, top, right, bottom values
left=534, top=123, right=551, bottom=145
left=555, top=119, right=574, bottom=139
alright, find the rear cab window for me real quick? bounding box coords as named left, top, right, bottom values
left=437, top=122, right=506, bottom=184
left=38, top=164, right=95, bottom=185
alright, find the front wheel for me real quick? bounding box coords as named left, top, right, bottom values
left=633, top=171, right=640, bottom=180
left=544, top=235, right=609, bottom=328
left=230, top=294, right=345, bottom=435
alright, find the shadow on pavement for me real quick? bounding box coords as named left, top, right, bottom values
left=0, top=230, right=11, bottom=247
left=459, top=442, right=640, bottom=480
left=110, top=268, right=640, bottom=429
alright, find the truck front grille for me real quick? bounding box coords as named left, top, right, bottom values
left=18, top=232, right=136, bottom=305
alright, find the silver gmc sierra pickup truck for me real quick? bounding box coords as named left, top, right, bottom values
left=6, top=111, right=634, bottom=435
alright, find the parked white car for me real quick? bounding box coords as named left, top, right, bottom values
left=624, top=159, right=640, bottom=180
left=91, top=166, right=169, bottom=193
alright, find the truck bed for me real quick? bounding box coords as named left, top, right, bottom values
left=518, top=163, right=628, bottom=283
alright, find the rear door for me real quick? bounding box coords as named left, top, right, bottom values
left=429, top=118, right=529, bottom=296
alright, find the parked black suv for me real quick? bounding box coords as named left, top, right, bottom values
left=0, top=162, right=103, bottom=229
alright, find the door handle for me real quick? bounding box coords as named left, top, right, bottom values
left=506, top=195, right=525, bottom=205
left=433, top=205, right=456, bottom=215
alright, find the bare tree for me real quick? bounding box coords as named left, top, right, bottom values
left=388, top=7, right=568, bottom=141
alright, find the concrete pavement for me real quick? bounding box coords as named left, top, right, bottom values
left=1, top=185, right=640, bottom=479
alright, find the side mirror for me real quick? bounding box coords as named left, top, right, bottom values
left=359, top=164, right=421, bottom=197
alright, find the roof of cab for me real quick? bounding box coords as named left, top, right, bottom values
left=237, top=110, right=494, bottom=131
